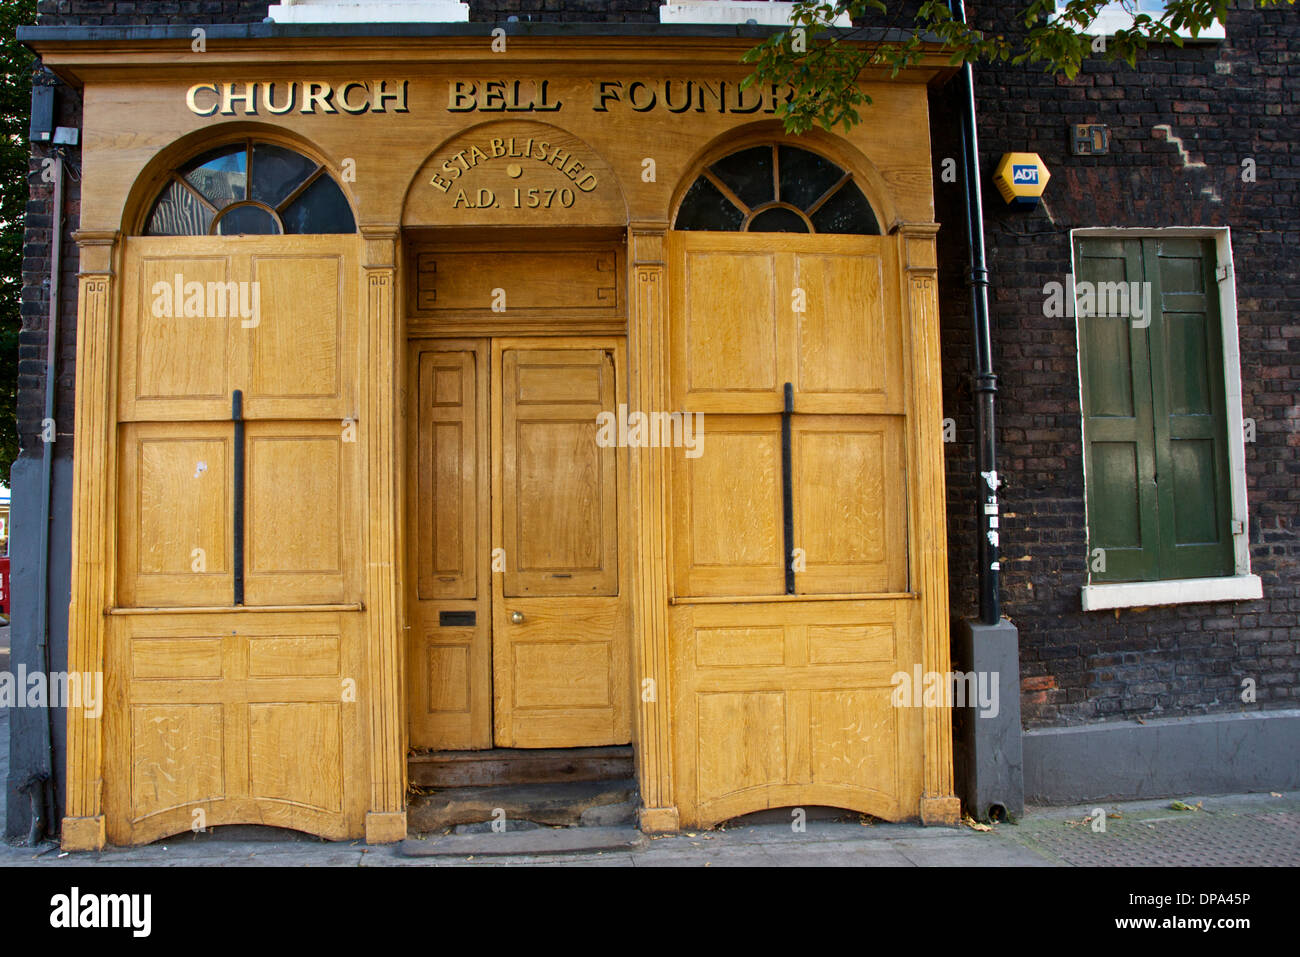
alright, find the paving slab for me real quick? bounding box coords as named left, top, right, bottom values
left=3, top=783, right=1297, bottom=867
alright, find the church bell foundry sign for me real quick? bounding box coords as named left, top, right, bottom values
left=186, top=77, right=796, bottom=225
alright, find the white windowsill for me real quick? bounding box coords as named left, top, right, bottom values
left=1082, top=574, right=1262, bottom=611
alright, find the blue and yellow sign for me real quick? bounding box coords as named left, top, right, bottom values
left=993, top=152, right=1051, bottom=207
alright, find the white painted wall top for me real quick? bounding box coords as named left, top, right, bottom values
left=267, top=0, right=470, bottom=22
left=660, top=2, right=851, bottom=27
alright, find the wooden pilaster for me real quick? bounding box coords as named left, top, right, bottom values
left=362, top=227, right=408, bottom=843
left=899, top=224, right=961, bottom=826
left=62, top=231, right=119, bottom=851
left=628, top=223, right=679, bottom=832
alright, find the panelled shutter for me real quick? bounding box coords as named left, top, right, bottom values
left=1077, top=236, right=1234, bottom=583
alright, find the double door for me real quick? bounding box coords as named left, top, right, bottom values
left=406, top=337, right=631, bottom=750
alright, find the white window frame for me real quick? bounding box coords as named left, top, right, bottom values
left=660, top=2, right=852, bottom=27
left=1071, top=227, right=1261, bottom=611
left=1052, top=1, right=1225, bottom=40
left=267, top=1, right=470, bottom=23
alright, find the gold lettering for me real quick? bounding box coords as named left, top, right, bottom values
left=186, top=83, right=219, bottom=116
left=220, top=82, right=257, bottom=116
left=594, top=80, right=622, bottom=112
left=262, top=81, right=296, bottom=115
left=448, top=81, right=477, bottom=112
left=627, top=81, right=655, bottom=112
left=481, top=80, right=507, bottom=111
left=338, top=81, right=370, bottom=114
left=534, top=79, right=561, bottom=112
left=302, top=81, right=336, bottom=114
left=372, top=79, right=408, bottom=113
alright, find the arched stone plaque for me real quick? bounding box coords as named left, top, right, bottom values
left=404, top=120, right=627, bottom=227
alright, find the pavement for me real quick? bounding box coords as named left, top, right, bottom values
left=2, top=631, right=1296, bottom=867
left=0, top=712, right=1294, bottom=866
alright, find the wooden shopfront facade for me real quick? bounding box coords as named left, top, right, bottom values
left=29, top=25, right=960, bottom=848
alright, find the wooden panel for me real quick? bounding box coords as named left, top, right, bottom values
left=122, top=255, right=232, bottom=415
left=512, top=643, right=611, bottom=708
left=117, top=422, right=232, bottom=607
left=106, top=612, right=367, bottom=844
left=415, top=349, right=477, bottom=600
left=672, top=600, right=920, bottom=826
left=792, top=415, right=908, bottom=594
left=247, top=254, right=345, bottom=412
left=672, top=415, right=784, bottom=597
left=695, top=626, right=785, bottom=667
left=492, top=338, right=631, bottom=749
left=131, top=637, right=223, bottom=679
left=410, top=243, right=623, bottom=320
left=793, top=245, right=902, bottom=414
left=809, top=688, right=896, bottom=791
left=501, top=347, right=618, bottom=597
left=406, top=339, right=491, bottom=751
left=244, top=422, right=356, bottom=605
left=247, top=636, right=341, bottom=677
left=130, top=704, right=225, bottom=819
left=696, top=692, right=788, bottom=797
left=249, top=702, right=344, bottom=812
left=427, top=645, right=471, bottom=713
left=673, top=244, right=779, bottom=412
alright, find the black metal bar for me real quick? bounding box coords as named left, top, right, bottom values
left=781, top=382, right=795, bottom=595
left=232, top=389, right=244, bottom=606
left=949, top=0, right=1001, bottom=626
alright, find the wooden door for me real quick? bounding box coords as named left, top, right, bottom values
left=491, top=339, right=631, bottom=748
left=406, top=340, right=492, bottom=750
left=406, top=337, right=631, bottom=750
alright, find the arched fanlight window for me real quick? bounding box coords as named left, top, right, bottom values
left=675, top=144, right=879, bottom=235
left=143, top=139, right=356, bottom=236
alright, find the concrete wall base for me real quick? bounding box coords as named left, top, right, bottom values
left=1024, top=709, right=1300, bottom=805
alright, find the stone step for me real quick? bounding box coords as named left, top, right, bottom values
left=408, top=746, right=634, bottom=788
left=400, top=826, right=644, bottom=858
left=408, top=778, right=639, bottom=833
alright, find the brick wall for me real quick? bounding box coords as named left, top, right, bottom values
left=935, top=1, right=1299, bottom=726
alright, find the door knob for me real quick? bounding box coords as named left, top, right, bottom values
left=510, top=611, right=525, bottom=624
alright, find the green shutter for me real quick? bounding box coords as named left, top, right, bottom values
left=1077, top=238, right=1161, bottom=581
left=1146, top=237, right=1235, bottom=579
left=1077, top=236, right=1235, bottom=583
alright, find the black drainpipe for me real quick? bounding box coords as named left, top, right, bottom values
left=948, top=0, right=1001, bottom=625
left=33, top=148, right=65, bottom=841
